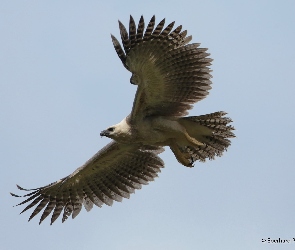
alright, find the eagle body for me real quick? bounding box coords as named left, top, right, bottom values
left=101, top=115, right=182, bottom=145
left=103, top=115, right=211, bottom=167
left=11, top=15, right=235, bottom=225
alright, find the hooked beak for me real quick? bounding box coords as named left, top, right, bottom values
left=100, top=130, right=109, bottom=137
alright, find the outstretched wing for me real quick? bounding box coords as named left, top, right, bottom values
left=11, top=141, right=164, bottom=225
left=111, top=15, right=213, bottom=122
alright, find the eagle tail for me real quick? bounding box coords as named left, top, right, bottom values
left=173, top=111, right=235, bottom=167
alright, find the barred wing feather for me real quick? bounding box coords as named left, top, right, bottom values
left=111, top=15, right=213, bottom=121
left=11, top=141, right=164, bottom=225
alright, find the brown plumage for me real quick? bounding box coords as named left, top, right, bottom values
left=11, top=15, right=235, bottom=225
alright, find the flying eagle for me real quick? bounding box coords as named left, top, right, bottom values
left=11, top=15, right=235, bottom=225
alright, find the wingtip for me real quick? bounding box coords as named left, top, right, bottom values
left=16, top=184, right=32, bottom=191
left=10, top=192, right=21, bottom=197
left=118, top=20, right=124, bottom=30
left=150, top=15, right=155, bottom=22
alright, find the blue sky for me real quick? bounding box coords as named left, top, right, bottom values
left=1, top=1, right=295, bottom=249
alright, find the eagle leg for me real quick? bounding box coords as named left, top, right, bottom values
left=183, top=131, right=204, bottom=147
left=169, top=141, right=193, bottom=167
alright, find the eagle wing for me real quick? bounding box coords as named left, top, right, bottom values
left=111, top=15, right=213, bottom=122
left=11, top=141, right=164, bottom=225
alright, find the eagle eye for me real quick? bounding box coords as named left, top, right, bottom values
left=107, top=127, right=114, bottom=132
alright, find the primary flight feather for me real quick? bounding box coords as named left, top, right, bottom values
left=11, top=15, right=235, bottom=225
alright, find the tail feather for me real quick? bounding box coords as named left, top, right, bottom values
left=177, top=111, right=235, bottom=166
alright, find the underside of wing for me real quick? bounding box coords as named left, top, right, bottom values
left=111, top=15, right=213, bottom=121
left=11, top=142, right=164, bottom=225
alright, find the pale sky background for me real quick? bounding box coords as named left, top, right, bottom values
left=1, top=1, right=295, bottom=250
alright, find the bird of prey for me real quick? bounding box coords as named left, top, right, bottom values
left=11, top=15, right=235, bottom=225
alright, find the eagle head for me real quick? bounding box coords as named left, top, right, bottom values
left=100, top=127, right=115, bottom=138
left=100, top=117, right=132, bottom=142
